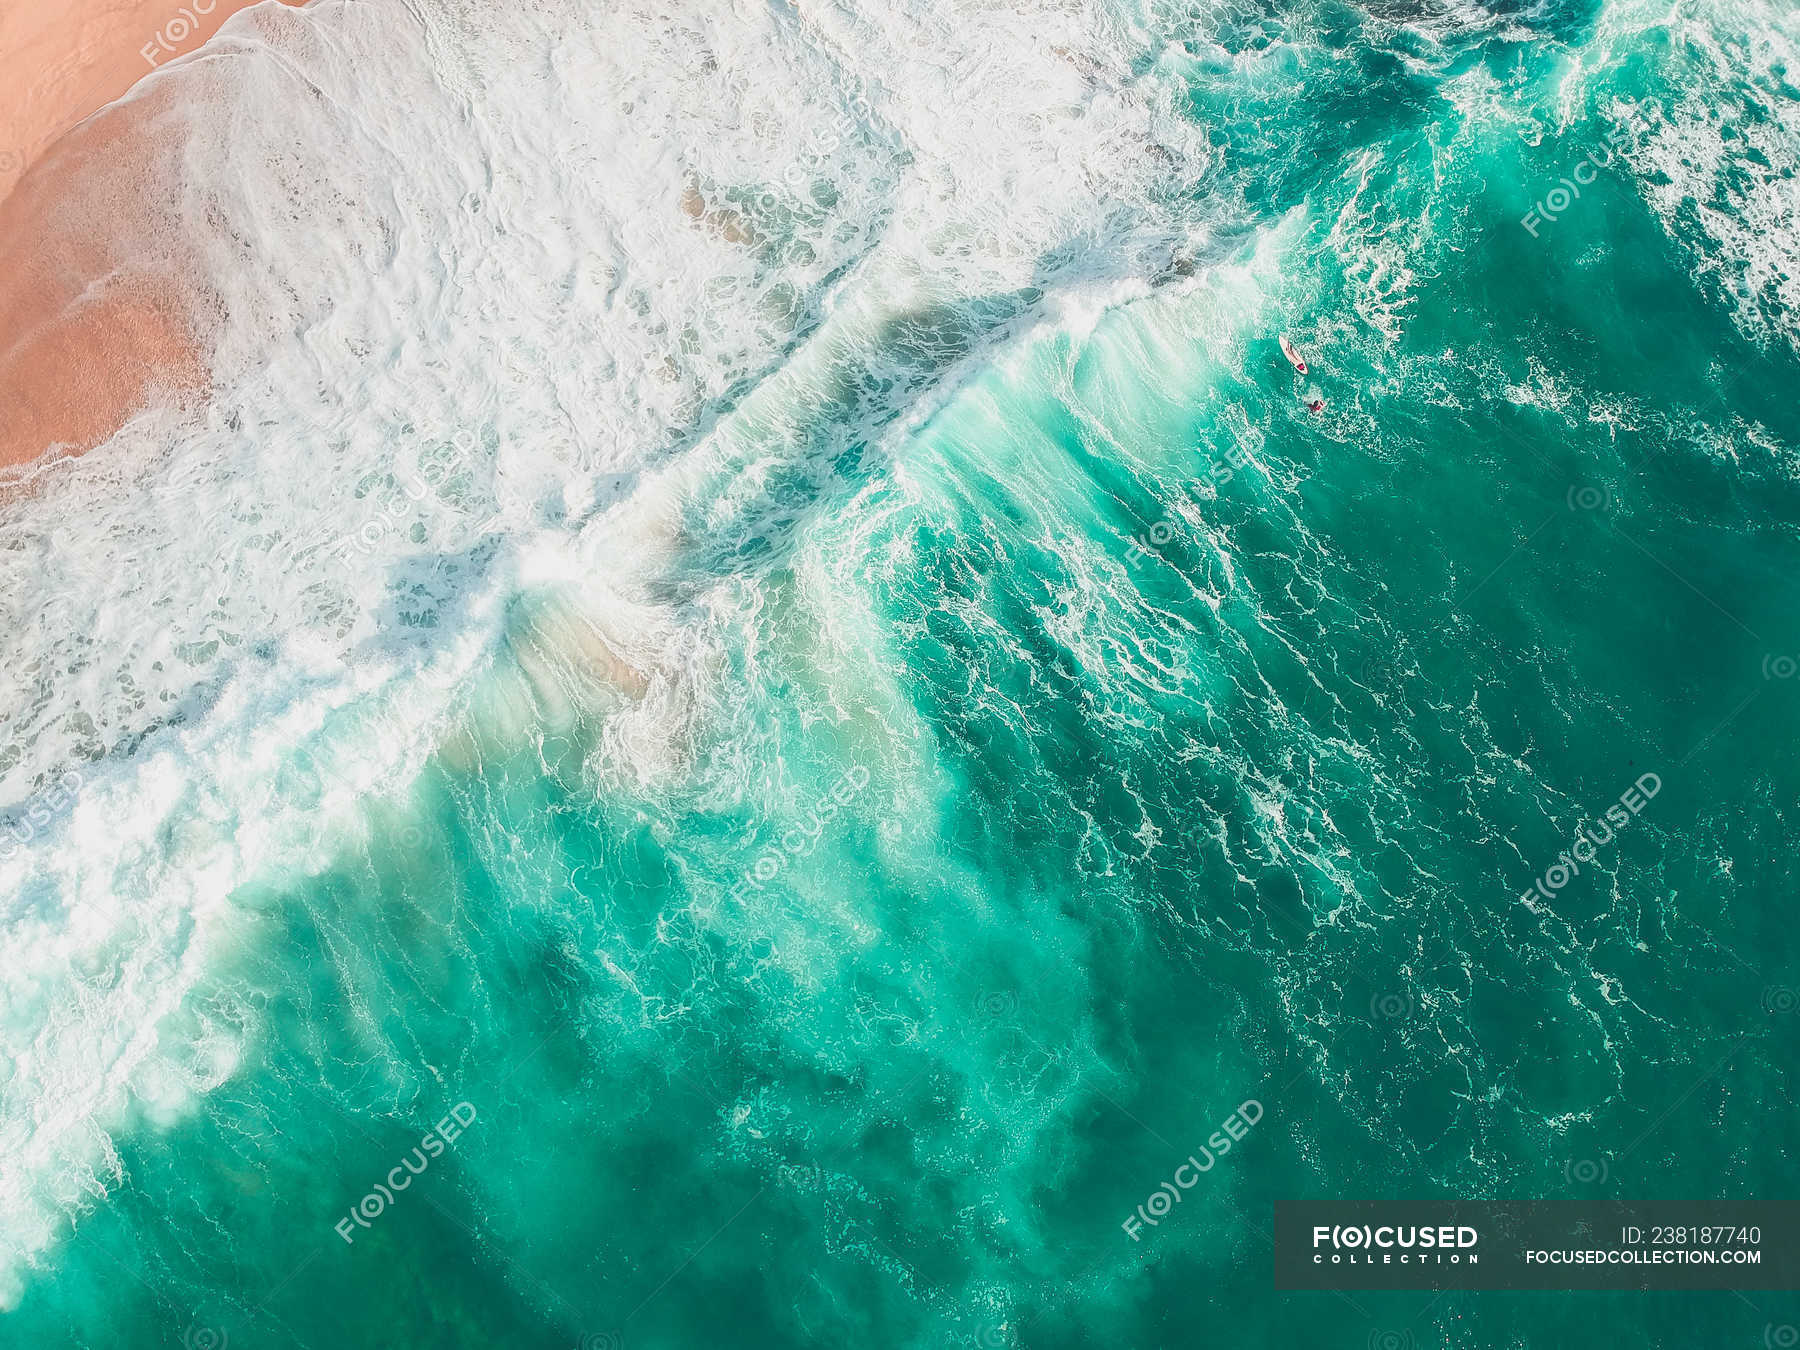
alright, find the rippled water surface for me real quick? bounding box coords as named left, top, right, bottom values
left=3, top=0, right=1799, bottom=1345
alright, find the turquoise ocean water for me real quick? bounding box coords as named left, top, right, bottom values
left=3, top=0, right=1800, bottom=1346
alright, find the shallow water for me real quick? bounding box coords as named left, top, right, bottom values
left=3, top=0, right=1799, bottom=1345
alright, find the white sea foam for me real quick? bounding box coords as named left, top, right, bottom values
left=1595, top=0, right=1800, bottom=353
left=0, top=0, right=1234, bottom=1302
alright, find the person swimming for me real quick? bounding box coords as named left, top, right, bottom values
left=1285, top=338, right=1323, bottom=411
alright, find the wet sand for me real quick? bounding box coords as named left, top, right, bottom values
left=0, top=0, right=295, bottom=203
left=0, top=0, right=302, bottom=469
left=0, top=102, right=206, bottom=467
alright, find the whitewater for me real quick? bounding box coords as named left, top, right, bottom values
left=2, top=0, right=1798, bottom=1344
left=0, top=0, right=1226, bottom=1303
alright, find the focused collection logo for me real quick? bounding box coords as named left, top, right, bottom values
left=1121, top=1099, right=1263, bottom=1241
left=1277, top=1201, right=1794, bottom=1290
left=335, top=1102, right=478, bottom=1243
left=1311, top=1223, right=1481, bottom=1265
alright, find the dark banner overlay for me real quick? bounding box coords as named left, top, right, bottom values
left=1275, top=1202, right=1800, bottom=1291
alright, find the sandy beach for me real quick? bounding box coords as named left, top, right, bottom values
left=0, top=0, right=301, bottom=469
left=0, top=0, right=294, bottom=204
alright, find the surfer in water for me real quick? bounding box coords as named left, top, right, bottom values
left=1281, top=335, right=1326, bottom=412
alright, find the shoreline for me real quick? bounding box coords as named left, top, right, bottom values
left=0, top=0, right=300, bottom=208
left=0, top=0, right=305, bottom=470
